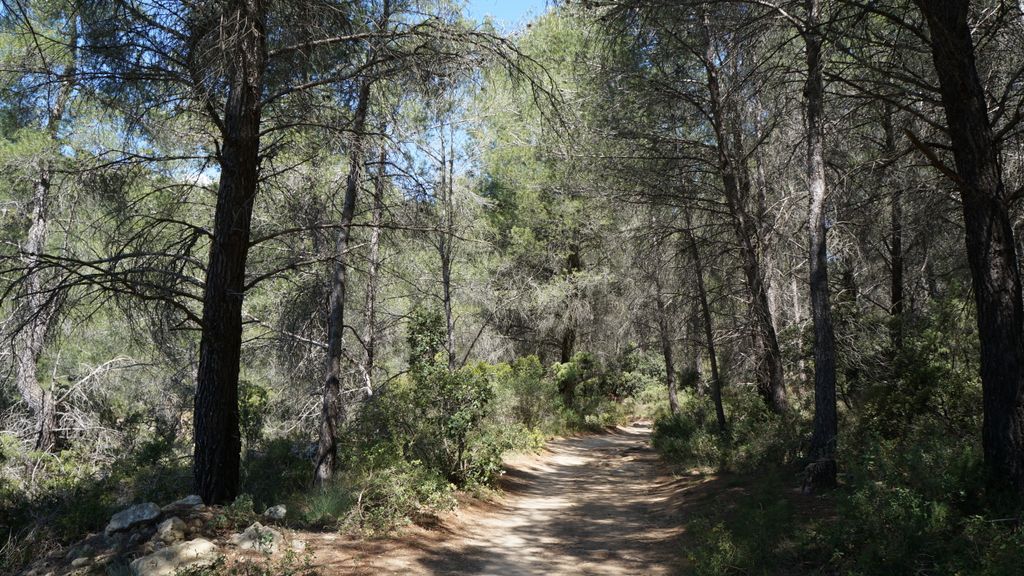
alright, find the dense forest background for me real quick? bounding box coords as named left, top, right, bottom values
left=2, top=0, right=1024, bottom=574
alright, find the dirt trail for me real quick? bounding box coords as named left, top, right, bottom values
left=310, top=423, right=686, bottom=575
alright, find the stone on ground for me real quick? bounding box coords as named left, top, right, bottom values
left=229, top=522, right=283, bottom=553
left=263, top=504, right=287, bottom=520
left=129, top=538, right=218, bottom=576
left=162, top=495, right=205, bottom=512
left=155, top=517, right=187, bottom=544
left=105, top=503, right=161, bottom=535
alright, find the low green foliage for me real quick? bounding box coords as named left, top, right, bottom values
left=239, top=437, right=311, bottom=513
left=1, top=306, right=661, bottom=573
left=206, top=493, right=258, bottom=532
left=238, top=380, right=271, bottom=447
left=498, top=355, right=550, bottom=429
left=652, top=300, right=1024, bottom=576
left=684, top=479, right=816, bottom=576
left=0, top=432, right=190, bottom=574
left=551, top=349, right=664, bottom=431
left=652, top=387, right=802, bottom=473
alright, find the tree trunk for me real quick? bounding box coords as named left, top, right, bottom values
left=361, top=146, right=387, bottom=395
left=314, top=79, right=372, bottom=486
left=14, top=16, right=78, bottom=453
left=16, top=164, right=57, bottom=452
left=689, top=299, right=704, bottom=392
left=654, top=271, right=680, bottom=415
left=686, top=221, right=726, bottom=432
left=561, top=247, right=585, bottom=362
left=702, top=24, right=787, bottom=414
left=916, top=0, right=1024, bottom=492
left=559, top=327, right=577, bottom=364
left=439, top=135, right=457, bottom=371
left=883, top=109, right=904, bottom=352
left=805, top=0, right=839, bottom=490
left=558, top=246, right=582, bottom=405
left=193, top=0, right=266, bottom=505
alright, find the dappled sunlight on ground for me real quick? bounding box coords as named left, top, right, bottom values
left=307, top=424, right=689, bottom=575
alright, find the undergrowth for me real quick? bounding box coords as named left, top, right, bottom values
left=1, top=310, right=664, bottom=573
left=652, top=303, right=1024, bottom=576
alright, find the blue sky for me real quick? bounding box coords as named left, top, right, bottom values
left=465, top=0, right=549, bottom=29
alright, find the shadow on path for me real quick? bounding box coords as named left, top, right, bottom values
left=309, top=424, right=689, bottom=575
left=415, top=424, right=684, bottom=575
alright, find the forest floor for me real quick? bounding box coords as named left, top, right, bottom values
left=304, top=423, right=694, bottom=575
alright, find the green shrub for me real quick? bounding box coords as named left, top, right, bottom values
left=502, top=355, right=551, bottom=429
left=341, top=458, right=455, bottom=535
left=651, top=387, right=800, bottom=472
left=239, top=380, right=271, bottom=447
left=350, top=306, right=500, bottom=486
left=685, top=518, right=742, bottom=576
left=682, top=477, right=813, bottom=576
left=298, top=482, right=354, bottom=529
left=278, top=437, right=455, bottom=535
left=388, top=362, right=496, bottom=484
left=602, top=348, right=664, bottom=400
left=550, top=351, right=647, bottom=431
left=963, top=516, right=1024, bottom=576
left=0, top=430, right=192, bottom=574
left=240, top=437, right=311, bottom=512
left=652, top=408, right=723, bottom=469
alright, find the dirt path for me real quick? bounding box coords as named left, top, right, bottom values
left=310, top=423, right=686, bottom=575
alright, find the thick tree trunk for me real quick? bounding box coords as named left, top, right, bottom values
left=702, top=29, right=787, bottom=414
left=916, top=0, right=1024, bottom=492
left=686, top=222, right=726, bottom=432
left=16, top=165, right=57, bottom=452
left=805, top=0, right=839, bottom=490
left=193, top=0, right=266, bottom=505
left=314, top=80, right=372, bottom=486
left=14, top=18, right=78, bottom=453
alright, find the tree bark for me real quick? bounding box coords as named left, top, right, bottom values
left=193, top=0, right=266, bottom=505
left=560, top=246, right=582, bottom=365
left=685, top=220, right=726, bottom=432
left=16, top=165, right=57, bottom=452
left=14, top=15, right=78, bottom=453
left=653, top=267, right=680, bottom=415
left=439, top=133, right=457, bottom=371
left=805, top=0, right=839, bottom=489
left=916, top=0, right=1024, bottom=492
left=883, top=109, right=904, bottom=352
left=558, top=245, right=582, bottom=406
left=314, top=79, right=372, bottom=486
left=701, top=23, right=787, bottom=414
left=361, top=146, right=387, bottom=395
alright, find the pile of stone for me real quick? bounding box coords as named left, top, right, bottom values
left=21, top=496, right=302, bottom=576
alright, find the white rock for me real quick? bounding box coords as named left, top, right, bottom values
left=129, top=538, right=218, bottom=576
left=65, top=543, right=92, bottom=560
left=290, top=538, right=306, bottom=552
left=263, top=504, right=287, bottom=520
left=155, top=517, right=187, bottom=544
left=228, top=522, right=283, bottom=553
left=162, top=495, right=204, bottom=512
left=105, top=503, right=161, bottom=535
left=70, top=557, right=90, bottom=568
